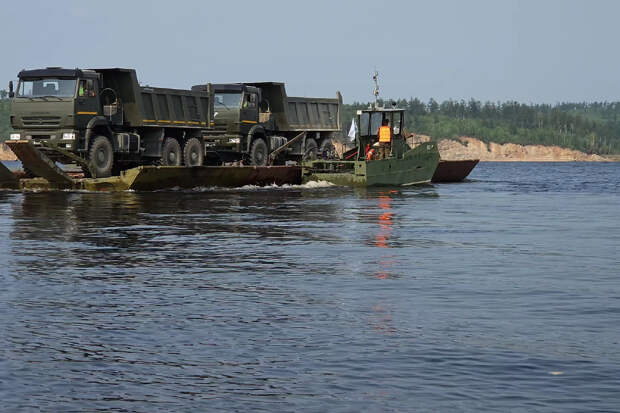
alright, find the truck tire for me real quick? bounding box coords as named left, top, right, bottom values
left=88, top=135, right=114, bottom=178
left=183, top=137, right=204, bottom=167
left=250, top=137, right=268, bottom=166
left=160, top=138, right=182, bottom=166
left=304, top=138, right=318, bottom=160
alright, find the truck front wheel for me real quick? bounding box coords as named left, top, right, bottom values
left=183, top=137, right=204, bottom=167
left=250, top=138, right=268, bottom=166
left=88, top=135, right=114, bottom=178
left=160, top=138, right=182, bottom=166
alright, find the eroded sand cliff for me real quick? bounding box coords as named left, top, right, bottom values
left=407, top=135, right=607, bottom=162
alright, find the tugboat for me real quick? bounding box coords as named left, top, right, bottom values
left=302, top=72, right=439, bottom=186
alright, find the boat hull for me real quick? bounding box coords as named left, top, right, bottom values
left=431, top=159, right=479, bottom=182
left=303, top=142, right=440, bottom=187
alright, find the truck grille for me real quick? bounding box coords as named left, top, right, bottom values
left=22, top=116, right=61, bottom=127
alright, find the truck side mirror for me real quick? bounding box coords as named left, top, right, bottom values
left=8, top=81, right=14, bottom=98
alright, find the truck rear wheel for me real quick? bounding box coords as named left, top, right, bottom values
left=319, top=139, right=336, bottom=159
left=160, top=138, right=182, bottom=166
left=304, top=138, right=318, bottom=160
left=183, top=137, right=204, bottom=167
left=250, top=138, right=268, bottom=166
left=88, top=135, right=114, bottom=178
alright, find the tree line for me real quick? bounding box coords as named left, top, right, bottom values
left=342, top=98, right=620, bottom=154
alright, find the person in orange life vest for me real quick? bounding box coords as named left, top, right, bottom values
left=378, top=118, right=391, bottom=144
left=376, top=118, right=391, bottom=159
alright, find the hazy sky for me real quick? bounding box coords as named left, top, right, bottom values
left=3, top=0, right=619, bottom=103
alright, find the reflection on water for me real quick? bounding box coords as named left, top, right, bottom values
left=2, top=162, right=620, bottom=411
left=375, top=194, right=394, bottom=249
left=373, top=191, right=397, bottom=280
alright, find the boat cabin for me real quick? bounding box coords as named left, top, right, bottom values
left=355, top=106, right=407, bottom=160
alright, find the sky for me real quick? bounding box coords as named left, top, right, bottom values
left=2, top=0, right=619, bottom=104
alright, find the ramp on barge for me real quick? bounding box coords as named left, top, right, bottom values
left=5, top=140, right=73, bottom=187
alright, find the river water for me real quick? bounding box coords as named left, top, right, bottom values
left=1, top=162, right=619, bottom=412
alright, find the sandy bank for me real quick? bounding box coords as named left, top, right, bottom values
left=407, top=135, right=610, bottom=162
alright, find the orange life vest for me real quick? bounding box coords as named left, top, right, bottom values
left=378, top=126, right=391, bottom=143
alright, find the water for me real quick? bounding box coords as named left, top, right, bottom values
left=1, top=162, right=619, bottom=412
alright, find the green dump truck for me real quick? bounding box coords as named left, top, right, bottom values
left=191, top=82, right=342, bottom=165
left=8, top=67, right=213, bottom=177
left=8, top=68, right=343, bottom=177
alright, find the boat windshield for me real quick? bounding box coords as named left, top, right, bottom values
left=392, top=112, right=402, bottom=135
left=370, top=112, right=383, bottom=135
left=360, top=112, right=370, bottom=136
left=17, top=78, right=77, bottom=98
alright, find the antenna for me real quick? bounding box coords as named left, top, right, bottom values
left=372, top=70, right=379, bottom=107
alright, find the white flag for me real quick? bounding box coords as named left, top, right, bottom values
left=348, top=119, right=358, bottom=141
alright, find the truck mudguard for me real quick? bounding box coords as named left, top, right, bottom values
left=85, top=116, right=113, bottom=148
left=246, top=124, right=267, bottom=152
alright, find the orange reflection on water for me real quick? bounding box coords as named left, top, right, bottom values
left=375, top=194, right=394, bottom=249
left=373, top=192, right=398, bottom=279
left=369, top=304, right=397, bottom=334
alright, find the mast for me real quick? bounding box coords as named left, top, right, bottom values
left=372, top=70, right=379, bottom=108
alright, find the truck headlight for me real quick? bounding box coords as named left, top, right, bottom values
left=228, top=138, right=240, bottom=144
left=10, top=133, right=21, bottom=140
left=62, top=132, right=76, bottom=140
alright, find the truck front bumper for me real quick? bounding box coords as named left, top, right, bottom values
left=9, top=129, right=79, bottom=151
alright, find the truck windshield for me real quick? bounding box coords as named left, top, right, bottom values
left=214, top=92, right=242, bottom=108
left=17, top=78, right=77, bottom=98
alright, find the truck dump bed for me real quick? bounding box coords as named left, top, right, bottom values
left=286, top=96, right=341, bottom=131
left=95, top=69, right=212, bottom=128
left=139, top=87, right=211, bottom=128
left=245, top=82, right=342, bottom=132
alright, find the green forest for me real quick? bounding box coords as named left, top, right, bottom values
left=2, top=89, right=620, bottom=154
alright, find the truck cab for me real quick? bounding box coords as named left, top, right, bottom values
left=9, top=67, right=103, bottom=153
left=211, top=84, right=265, bottom=135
